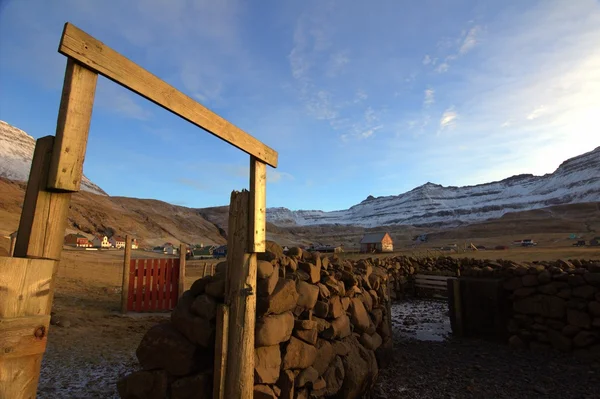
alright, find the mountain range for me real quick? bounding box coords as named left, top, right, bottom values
left=0, top=119, right=598, bottom=247
left=267, top=147, right=599, bottom=227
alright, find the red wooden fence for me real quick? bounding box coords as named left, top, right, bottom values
left=127, top=258, right=180, bottom=312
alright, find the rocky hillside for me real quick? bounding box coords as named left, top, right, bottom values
left=0, top=178, right=226, bottom=248
left=0, top=120, right=106, bottom=195
left=267, top=147, right=600, bottom=227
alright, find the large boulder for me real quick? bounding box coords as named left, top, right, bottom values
left=255, top=311, right=294, bottom=346
left=282, top=337, right=317, bottom=370
left=322, top=314, right=351, bottom=340
left=257, top=260, right=275, bottom=279
left=350, top=298, right=371, bottom=332
left=190, top=294, right=218, bottom=321
left=171, top=296, right=215, bottom=348
left=299, top=262, right=321, bottom=284
left=513, top=295, right=566, bottom=319
left=258, top=278, right=299, bottom=315
left=296, top=281, right=319, bottom=310
left=257, top=264, right=280, bottom=297
left=321, top=355, right=345, bottom=397
left=117, top=370, right=168, bottom=399
left=254, top=345, right=282, bottom=384
left=337, top=336, right=379, bottom=398
left=312, top=339, right=335, bottom=376
left=170, top=373, right=212, bottom=399
left=136, top=323, right=200, bottom=376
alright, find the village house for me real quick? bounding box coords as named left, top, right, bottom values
left=64, top=233, right=92, bottom=248
left=92, top=235, right=111, bottom=249
left=109, top=236, right=126, bottom=249
left=131, top=239, right=139, bottom=250
left=359, top=232, right=394, bottom=253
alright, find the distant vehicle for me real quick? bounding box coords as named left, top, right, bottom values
left=573, top=240, right=586, bottom=247
left=521, top=239, right=537, bottom=247
left=476, top=245, right=486, bottom=250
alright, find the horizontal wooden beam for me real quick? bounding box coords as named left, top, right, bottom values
left=58, top=23, right=278, bottom=168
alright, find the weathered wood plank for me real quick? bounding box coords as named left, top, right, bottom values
left=0, top=315, right=51, bottom=359
left=121, top=235, right=132, bottom=313
left=249, top=157, right=267, bottom=253
left=224, top=190, right=256, bottom=399
left=47, top=58, right=98, bottom=192
left=178, top=243, right=186, bottom=297
left=213, top=304, right=229, bottom=399
left=0, top=257, right=57, bottom=398
left=59, top=23, right=278, bottom=167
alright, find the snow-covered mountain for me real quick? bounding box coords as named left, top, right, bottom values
left=267, top=147, right=600, bottom=228
left=0, top=120, right=106, bottom=195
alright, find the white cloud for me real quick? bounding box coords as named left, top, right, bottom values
left=424, top=88, right=435, bottom=106
left=177, top=178, right=207, bottom=190
left=439, top=108, right=458, bottom=129
left=267, top=170, right=294, bottom=183
left=327, top=51, right=350, bottom=77
left=459, top=25, right=482, bottom=55
left=526, top=106, right=547, bottom=120
left=435, top=63, right=449, bottom=73
left=422, top=55, right=432, bottom=65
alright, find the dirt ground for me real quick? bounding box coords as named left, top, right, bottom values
left=1, top=240, right=599, bottom=397
left=27, top=247, right=219, bottom=398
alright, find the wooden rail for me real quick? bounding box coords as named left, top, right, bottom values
left=58, top=23, right=278, bottom=168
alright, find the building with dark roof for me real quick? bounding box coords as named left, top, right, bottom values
left=359, top=232, right=393, bottom=253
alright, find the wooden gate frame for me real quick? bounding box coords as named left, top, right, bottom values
left=2, top=22, right=276, bottom=399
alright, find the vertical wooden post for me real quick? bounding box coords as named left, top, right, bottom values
left=249, top=157, right=266, bottom=253
left=178, top=243, right=186, bottom=297
left=0, top=257, right=57, bottom=399
left=7, top=58, right=98, bottom=399
left=47, top=59, right=98, bottom=192
left=213, top=304, right=229, bottom=399
left=121, top=235, right=132, bottom=313
left=452, top=278, right=463, bottom=337
left=224, top=190, right=257, bottom=399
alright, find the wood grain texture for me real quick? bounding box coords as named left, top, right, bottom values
left=47, top=58, right=98, bottom=192
left=121, top=236, right=132, bottom=313
left=224, top=191, right=256, bottom=399
left=59, top=22, right=278, bottom=167
left=249, top=157, right=267, bottom=253
left=178, top=244, right=186, bottom=297
left=0, top=257, right=57, bottom=398
left=213, top=304, right=229, bottom=399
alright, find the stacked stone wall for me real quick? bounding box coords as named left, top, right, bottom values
left=118, top=243, right=393, bottom=399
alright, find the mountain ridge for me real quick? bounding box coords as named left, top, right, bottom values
left=0, top=120, right=107, bottom=195
left=266, top=146, right=600, bottom=227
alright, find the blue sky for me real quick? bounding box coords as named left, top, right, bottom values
left=1, top=0, right=599, bottom=211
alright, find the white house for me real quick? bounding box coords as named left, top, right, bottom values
left=109, top=236, right=126, bottom=249
left=131, top=239, right=139, bottom=250
left=164, top=245, right=178, bottom=255
left=92, top=235, right=111, bottom=248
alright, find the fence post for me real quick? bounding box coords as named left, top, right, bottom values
left=213, top=304, right=229, bottom=399
left=6, top=58, right=97, bottom=399
left=223, top=190, right=257, bottom=399
left=121, top=235, right=132, bottom=313
left=178, top=243, right=186, bottom=297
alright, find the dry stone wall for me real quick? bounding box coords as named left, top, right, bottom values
left=380, top=255, right=600, bottom=357
left=117, top=243, right=393, bottom=399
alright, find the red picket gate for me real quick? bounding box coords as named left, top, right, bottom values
left=127, top=258, right=180, bottom=312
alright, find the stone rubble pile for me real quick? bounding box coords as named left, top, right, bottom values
left=117, top=242, right=393, bottom=399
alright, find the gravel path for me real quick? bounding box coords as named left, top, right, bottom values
left=376, top=299, right=600, bottom=399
